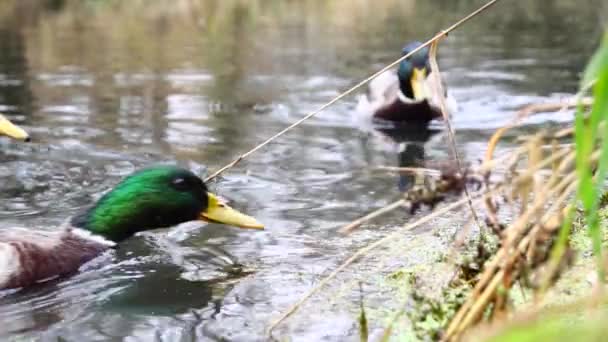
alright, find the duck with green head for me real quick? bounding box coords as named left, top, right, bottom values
left=356, top=41, right=457, bottom=125
left=0, top=165, right=263, bottom=290
left=0, top=113, right=29, bottom=141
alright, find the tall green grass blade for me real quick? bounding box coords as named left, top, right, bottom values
left=574, top=33, right=608, bottom=281
left=582, top=34, right=608, bottom=87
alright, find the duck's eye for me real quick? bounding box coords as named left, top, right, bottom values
left=171, top=177, right=190, bottom=191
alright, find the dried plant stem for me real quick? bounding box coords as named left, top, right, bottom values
left=484, top=81, right=595, bottom=163
left=455, top=203, right=570, bottom=339
left=477, top=149, right=525, bottom=174
left=443, top=79, right=597, bottom=340
left=521, top=149, right=573, bottom=179
left=375, top=166, right=441, bottom=176
left=428, top=40, right=483, bottom=235
left=206, top=0, right=502, bottom=182
left=522, top=179, right=577, bottom=264
left=342, top=149, right=531, bottom=235
left=339, top=199, right=407, bottom=234
left=503, top=167, right=567, bottom=246
left=531, top=194, right=577, bottom=300
left=459, top=269, right=505, bottom=333
left=445, top=162, right=583, bottom=339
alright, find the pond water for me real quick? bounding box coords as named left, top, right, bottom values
left=0, top=0, right=605, bottom=340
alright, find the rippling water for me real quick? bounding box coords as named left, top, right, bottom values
left=0, top=0, right=605, bottom=340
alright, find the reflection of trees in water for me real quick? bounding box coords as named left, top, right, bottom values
left=203, top=1, right=253, bottom=104
left=198, top=2, right=260, bottom=157
left=0, top=17, right=33, bottom=120
left=0, top=0, right=602, bottom=152
left=440, top=0, right=604, bottom=93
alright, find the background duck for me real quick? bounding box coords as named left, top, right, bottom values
left=356, top=41, right=457, bottom=126
left=0, top=113, right=29, bottom=141
left=0, top=165, right=263, bottom=290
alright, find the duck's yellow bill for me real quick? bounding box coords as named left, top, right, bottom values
left=410, top=67, right=429, bottom=101
left=199, top=192, right=264, bottom=230
left=0, top=115, right=29, bottom=141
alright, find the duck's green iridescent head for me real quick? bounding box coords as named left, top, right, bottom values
left=0, top=114, right=29, bottom=141
left=397, top=41, right=431, bottom=100
left=71, top=166, right=263, bottom=242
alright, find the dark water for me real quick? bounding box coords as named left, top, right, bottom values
left=0, top=0, right=604, bottom=340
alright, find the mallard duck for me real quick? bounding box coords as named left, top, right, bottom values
left=356, top=41, right=457, bottom=125
left=0, top=165, right=263, bottom=290
left=0, top=114, right=29, bottom=141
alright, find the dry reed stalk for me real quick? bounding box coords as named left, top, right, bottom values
left=485, top=127, right=570, bottom=215
left=526, top=183, right=578, bottom=290
left=484, top=87, right=594, bottom=164
left=428, top=40, right=483, bottom=233
left=502, top=166, right=563, bottom=246
left=339, top=199, right=407, bottom=234
left=441, top=84, right=598, bottom=337
left=452, top=201, right=571, bottom=339
left=480, top=96, right=588, bottom=235
left=450, top=228, right=547, bottom=338
left=343, top=135, right=541, bottom=238
left=517, top=98, right=593, bottom=118
left=486, top=147, right=573, bottom=232
left=375, top=166, right=441, bottom=176
left=443, top=153, right=576, bottom=337
left=511, top=175, right=576, bottom=270
left=444, top=143, right=596, bottom=340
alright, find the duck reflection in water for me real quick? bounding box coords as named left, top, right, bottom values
left=105, top=230, right=253, bottom=315
left=375, top=123, right=441, bottom=192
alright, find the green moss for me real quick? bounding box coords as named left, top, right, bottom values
left=408, top=280, right=472, bottom=340
left=569, top=206, right=608, bottom=253
left=387, top=269, right=417, bottom=283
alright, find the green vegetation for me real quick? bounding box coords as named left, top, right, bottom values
left=473, top=32, right=608, bottom=341
left=572, top=31, right=608, bottom=281
left=369, top=31, right=608, bottom=341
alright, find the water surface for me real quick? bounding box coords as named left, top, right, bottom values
left=0, top=0, right=605, bottom=340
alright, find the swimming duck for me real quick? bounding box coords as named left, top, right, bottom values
left=0, top=165, right=263, bottom=290
left=356, top=41, right=457, bottom=125
left=0, top=113, right=29, bottom=141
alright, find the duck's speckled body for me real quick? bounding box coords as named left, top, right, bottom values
left=0, top=166, right=263, bottom=291
left=0, top=227, right=114, bottom=289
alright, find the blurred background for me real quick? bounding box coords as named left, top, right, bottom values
left=0, top=0, right=605, bottom=340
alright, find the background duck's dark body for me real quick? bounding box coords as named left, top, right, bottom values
left=373, top=99, right=442, bottom=124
